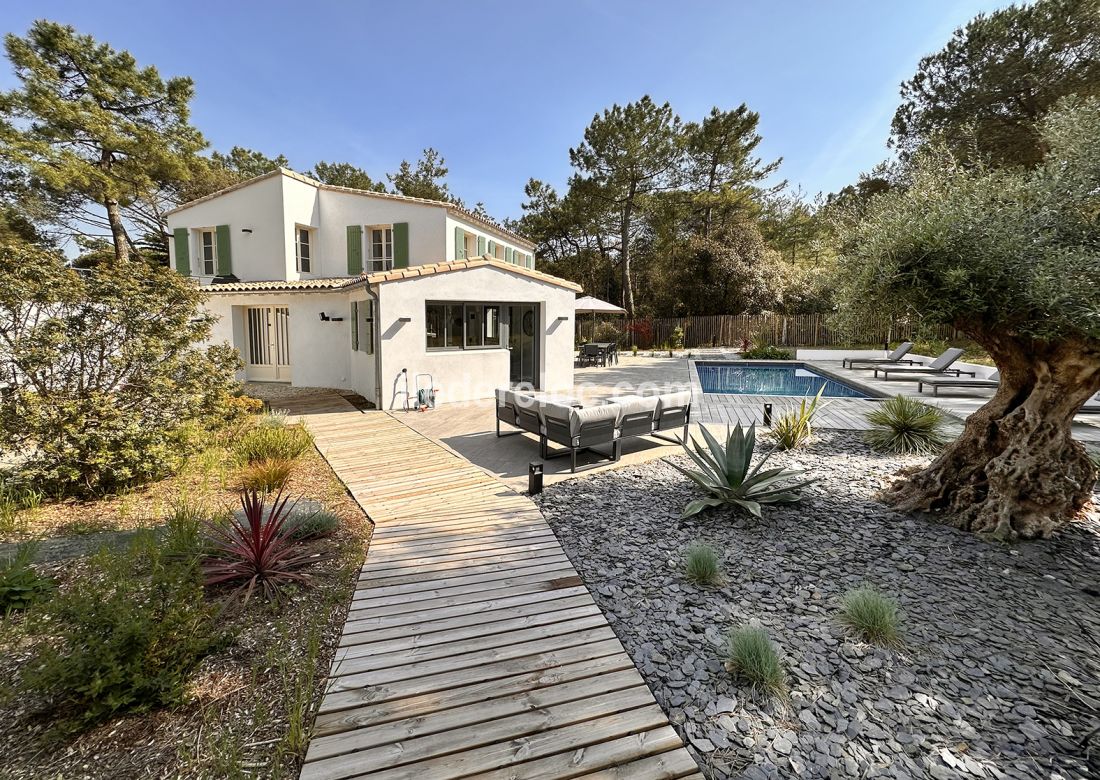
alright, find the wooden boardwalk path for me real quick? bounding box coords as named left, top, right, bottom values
left=281, top=393, right=702, bottom=780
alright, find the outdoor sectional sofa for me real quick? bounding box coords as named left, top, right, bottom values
left=495, top=388, right=692, bottom=472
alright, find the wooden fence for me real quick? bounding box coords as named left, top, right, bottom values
left=604, top=314, right=959, bottom=349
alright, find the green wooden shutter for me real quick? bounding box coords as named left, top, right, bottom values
left=215, top=225, right=232, bottom=275
left=173, top=228, right=190, bottom=276
left=351, top=301, right=359, bottom=350
left=487, top=240, right=496, bottom=258
left=347, top=225, right=363, bottom=274
left=505, top=247, right=514, bottom=264
left=454, top=226, right=466, bottom=259
left=393, top=222, right=409, bottom=268
left=477, top=236, right=486, bottom=257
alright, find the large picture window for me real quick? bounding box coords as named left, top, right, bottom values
left=426, top=302, right=505, bottom=350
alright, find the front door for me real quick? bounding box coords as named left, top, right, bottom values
left=245, top=306, right=292, bottom=382
left=508, top=304, right=538, bottom=388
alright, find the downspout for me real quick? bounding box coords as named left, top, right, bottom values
left=368, top=283, right=383, bottom=408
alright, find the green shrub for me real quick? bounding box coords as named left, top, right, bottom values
left=258, top=410, right=288, bottom=429
left=742, top=345, right=794, bottom=360
left=592, top=321, right=624, bottom=346
left=683, top=542, right=722, bottom=586
left=235, top=425, right=313, bottom=464
left=772, top=388, right=825, bottom=450
left=840, top=586, right=902, bottom=646
left=670, top=326, right=685, bottom=350
left=668, top=423, right=815, bottom=518
left=722, top=626, right=786, bottom=696
left=237, top=458, right=295, bottom=493
left=287, top=509, right=341, bottom=541
left=865, top=395, right=950, bottom=455
left=0, top=255, right=242, bottom=497
left=0, top=542, right=53, bottom=615
left=21, top=527, right=224, bottom=728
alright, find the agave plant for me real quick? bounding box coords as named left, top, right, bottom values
left=202, top=490, right=319, bottom=601
left=668, top=423, right=816, bottom=518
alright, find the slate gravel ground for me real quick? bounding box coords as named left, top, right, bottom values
left=535, top=431, right=1100, bottom=780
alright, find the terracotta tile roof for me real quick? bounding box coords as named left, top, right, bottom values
left=166, top=168, right=535, bottom=249
left=203, top=277, right=357, bottom=293
left=359, top=256, right=583, bottom=292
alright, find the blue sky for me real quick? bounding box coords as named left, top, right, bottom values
left=1, top=0, right=1008, bottom=221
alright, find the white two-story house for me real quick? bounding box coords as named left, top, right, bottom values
left=166, top=168, right=579, bottom=407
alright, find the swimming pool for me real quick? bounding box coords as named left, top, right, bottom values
left=695, top=362, right=872, bottom=399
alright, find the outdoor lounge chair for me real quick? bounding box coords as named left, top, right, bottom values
left=653, top=390, right=692, bottom=443
left=842, top=342, right=918, bottom=369
left=540, top=402, right=621, bottom=473
left=1079, top=391, right=1100, bottom=414
left=873, top=348, right=975, bottom=381
left=918, top=370, right=1000, bottom=396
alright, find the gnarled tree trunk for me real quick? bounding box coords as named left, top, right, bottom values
left=885, top=336, right=1099, bottom=539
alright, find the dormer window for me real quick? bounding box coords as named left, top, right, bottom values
left=367, top=225, right=393, bottom=272
left=296, top=226, right=314, bottom=273
left=197, top=228, right=217, bottom=276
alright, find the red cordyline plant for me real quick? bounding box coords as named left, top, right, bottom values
left=202, top=489, right=318, bottom=601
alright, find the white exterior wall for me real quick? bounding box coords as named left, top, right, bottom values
left=374, top=266, right=574, bottom=406
left=203, top=290, right=355, bottom=390
left=281, top=176, right=322, bottom=280
left=319, top=190, right=447, bottom=271
left=167, top=174, right=286, bottom=283
left=445, top=214, right=535, bottom=267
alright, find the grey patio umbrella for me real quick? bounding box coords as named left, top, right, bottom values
left=574, top=295, right=627, bottom=341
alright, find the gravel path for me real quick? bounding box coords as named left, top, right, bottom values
left=535, top=431, right=1100, bottom=780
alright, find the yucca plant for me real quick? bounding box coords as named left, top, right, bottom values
left=772, top=387, right=825, bottom=450
left=864, top=395, right=950, bottom=455
left=668, top=423, right=816, bottom=518
left=202, top=490, right=319, bottom=601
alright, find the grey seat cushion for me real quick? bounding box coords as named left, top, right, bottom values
left=569, top=403, right=622, bottom=439
left=656, top=390, right=692, bottom=414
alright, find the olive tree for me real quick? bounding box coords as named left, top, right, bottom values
left=834, top=99, right=1100, bottom=539
left=0, top=242, right=241, bottom=495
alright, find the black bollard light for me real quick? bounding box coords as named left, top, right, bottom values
left=763, top=403, right=773, bottom=427
left=529, top=462, right=544, bottom=495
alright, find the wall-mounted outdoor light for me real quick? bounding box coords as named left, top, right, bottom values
left=241, top=228, right=253, bottom=234
left=556, top=315, right=570, bottom=321
left=398, top=316, right=412, bottom=323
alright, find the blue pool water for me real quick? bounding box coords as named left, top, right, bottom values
left=696, top=362, right=871, bottom=399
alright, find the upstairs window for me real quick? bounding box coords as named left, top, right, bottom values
left=464, top=232, right=478, bottom=259
left=492, top=242, right=505, bottom=260
left=198, top=228, right=217, bottom=275
left=367, top=225, right=393, bottom=272
left=296, top=226, right=314, bottom=273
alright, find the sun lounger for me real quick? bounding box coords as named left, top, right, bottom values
left=843, top=342, right=918, bottom=369
left=1079, top=391, right=1100, bottom=414
left=918, top=370, right=1000, bottom=396
left=873, top=348, right=975, bottom=381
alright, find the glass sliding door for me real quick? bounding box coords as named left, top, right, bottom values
left=507, top=304, right=538, bottom=388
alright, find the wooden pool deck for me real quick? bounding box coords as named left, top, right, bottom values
left=281, top=393, right=702, bottom=780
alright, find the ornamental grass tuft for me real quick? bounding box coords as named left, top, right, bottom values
left=237, top=458, right=295, bottom=493
left=840, top=585, right=903, bottom=646
left=235, top=425, right=313, bottom=465
left=722, top=625, right=787, bottom=697
left=683, top=542, right=723, bottom=586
